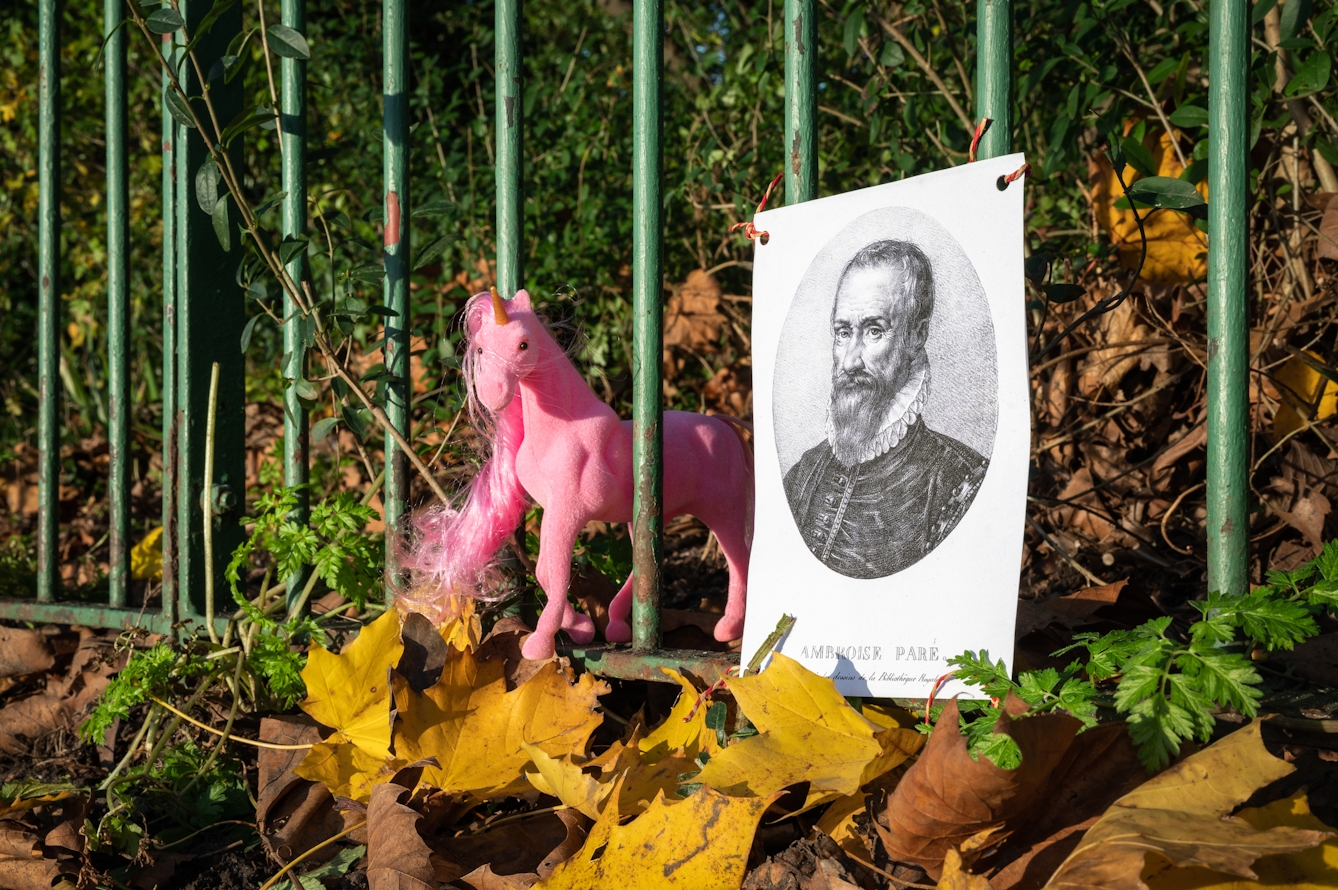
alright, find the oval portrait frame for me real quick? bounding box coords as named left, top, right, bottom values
left=771, top=205, right=999, bottom=577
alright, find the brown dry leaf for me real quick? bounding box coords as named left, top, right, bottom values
left=1284, top=632, right=1338, bottom=689
left=127, top=851, right=194, bottom=889
left=461, top=865, right=540, bottom=889
left=664, top=269, right=727, bottom=352
left=393, top=648, right=607, bottom=801
left=397, top=612, right=450, bottom=693
left=1076, top=299, right=1155, bottom=397
left=695, top=654, right=922, bottom=811
left=0, top=796, right=88, bottom=890
left=299, top=609, right=404, bottom=758
left=878, top=695, right=1083, bottom=879
left=0, top=628, right=54, bottom=679
left=1015, top=580, right=1127, bottom=637
left=535, top=783, right=775, bottom=890
left=1042, top=722, right=1332, bottom=890
left=988, top=723, right=1146, bottom=890
left=475, top=615, right=549, bottom=690
left=0, top=859, right=63, bottom=890
left=0, top=629, right=123, bottom=754
left=1318, top=195, right=1338, bottom=258
left=366, top=767, right=436, bottom=890
left=1142, top=791, right=1338, bottom=889
left=1092, top=128, right=1208, bottom=284
left=257, top=715, right=345, bottom=864
left=433, top=810, right=582, bottom=885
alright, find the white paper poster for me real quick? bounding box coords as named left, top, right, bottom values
left=742, top=155, right=1030, bottom=699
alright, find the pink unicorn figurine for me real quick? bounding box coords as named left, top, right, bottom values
left=400, top=288, right=753, bottom=660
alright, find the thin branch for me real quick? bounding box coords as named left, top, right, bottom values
left=872, top=11, right=973, bottom=131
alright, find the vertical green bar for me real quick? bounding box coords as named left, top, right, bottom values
left=975, top=0, right=1012, bottom=159
left=36, top=0, right=60, bottom=604
left=1207, top=0, right=1250, bottom=595
left=631, top=0, right=664, bottom=652
left=176, top=0, right=245, bottom=619
left=383, top=0, right=411, bottom=579
left=160, top=54, right=178, bottom=625
left=106, top=0, right=130, bottom=607
left=282, top=0, right=310, bottom=610
left=784, top=0, right=816, bottom=204
left=495, top=0, right=523, bottom=297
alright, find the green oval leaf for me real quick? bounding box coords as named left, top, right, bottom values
left=1120, top=136, right=1157, bottom=177
left=164, top=90, right=197, bottom=129
left=1281, top=0, right=1313, bottom=40
left=212, top=194, right=232, bottom=252
left=240, top=314, right=263, bottom=353
left=1044, top=283, right=1086, bottom=304
left=279, top=236, right=308, bottom=268
left=1285, top=51, right=1331, bottom=98
left=291, top=378, right=320, bottom=402
left=1168, top=104, right=1208, bottom=129
left=145, top=7, right=184, bottom=33
left=194, top=156, right=219, bottom=215
left=1126, top=175, right=1207, bottom=210
left=347, top=263, right=384, bottom=283
left=411, top=199, right=459, bottom=220
left=413, top=234, right=452, bottom=272
left=266, top=23, right=310, bottom=60
left=310, top=417, right=339, bottom=442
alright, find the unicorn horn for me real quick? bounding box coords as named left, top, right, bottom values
left=490, top=286, right=510, bottom=325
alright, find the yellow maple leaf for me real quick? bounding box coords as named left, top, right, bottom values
left=294, top=731, right=406, bottom=803
left=438, top=594, right=481, bottom=652
left=298, top=609, right=404, bottom=758
left=638, top=668, right=720, bottom=762
left=393, top=650, right=607, bottom=801
left=815, top=790, right=870, bottom=860
left=1044, top=722, right=1331, bottom=888
left=535, top=782, right=775, bottom=890
left=1092, top=127, right=1208, bottom=284
left=130, top=527, right=163, bottom=582
left=694, top=653, right=921, bottom=811
left=1144, top=792, right=1338, bottom=889
left=1273, top=351, right=1338, bottom=440
left=523, top=741, right=610, bottom=820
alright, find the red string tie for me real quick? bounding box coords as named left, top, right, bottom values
left=923, top=670, right=957, bottom=726
left=730, top=172, right=784, bottom=243
left=968, top=118, right=992, bottom=163
left=1003, top=162, right=1031, bottom=185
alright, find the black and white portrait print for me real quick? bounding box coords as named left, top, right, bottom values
left=773, top=207, right=998, bottom=579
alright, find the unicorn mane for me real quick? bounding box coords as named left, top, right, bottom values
left=396, top=293, right=531, bottom=619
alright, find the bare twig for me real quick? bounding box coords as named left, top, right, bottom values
left=872, top=11, right=973, bottom=131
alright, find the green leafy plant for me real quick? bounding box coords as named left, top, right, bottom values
left=946, top=540, right=1338, bottom=771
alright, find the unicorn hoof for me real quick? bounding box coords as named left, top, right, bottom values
left=605, top=619, right=632, bottom=643
left=521, top=633, right=556, bottom=661
left=564, top=613, right=597, bottom=644
left=713, top=615, right=744, bottom=642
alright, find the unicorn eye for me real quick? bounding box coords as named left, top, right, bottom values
left=476, top=347, right=483, bottom=354
left=519, top=341, right=529, bottom=351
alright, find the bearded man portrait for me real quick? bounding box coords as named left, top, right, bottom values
left=782, top=239, right=989, bottom=579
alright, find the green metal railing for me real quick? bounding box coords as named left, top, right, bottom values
left=20, top=0, right=1252, bottom=676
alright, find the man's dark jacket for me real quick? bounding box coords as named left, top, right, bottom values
left=782, top=420, right=988, bottom=578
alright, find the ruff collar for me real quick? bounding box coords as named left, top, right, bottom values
left=826, top=364, right=929, bottom=467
